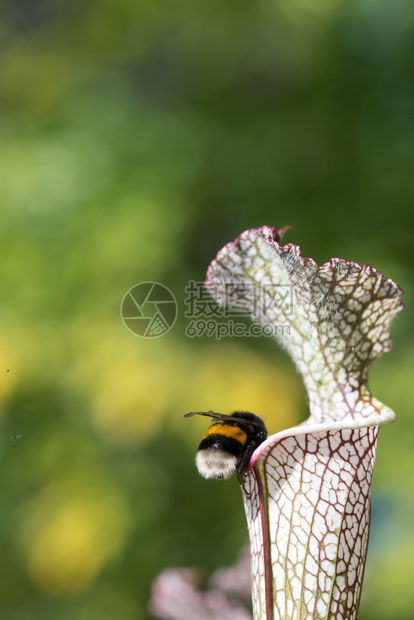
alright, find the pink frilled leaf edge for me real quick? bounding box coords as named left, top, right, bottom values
left=205, top=226, right=404, bottom=620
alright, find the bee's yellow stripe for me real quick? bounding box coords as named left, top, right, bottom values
left=205, top=423, right=247, bottom=445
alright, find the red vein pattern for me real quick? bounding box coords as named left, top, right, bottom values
left=206, top=226, right=403, bottom=619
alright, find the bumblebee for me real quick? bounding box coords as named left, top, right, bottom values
left=184, top=410, right=267, bottom=480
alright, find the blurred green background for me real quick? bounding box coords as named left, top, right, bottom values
left=0, top=1, right=413, bottom=618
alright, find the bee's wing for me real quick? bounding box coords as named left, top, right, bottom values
left=184, top=410, right=228, bottom=421
left=185, top=410, right=265, bottom=431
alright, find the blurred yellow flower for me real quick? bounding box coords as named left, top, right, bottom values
left=20, top=483, right=129, bottom=596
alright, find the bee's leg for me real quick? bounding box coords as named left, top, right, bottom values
left=235, top=433, right=267, bottom=482
left=236, top=445, right=256, bottom=482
